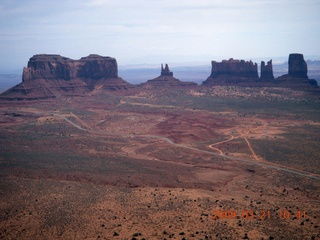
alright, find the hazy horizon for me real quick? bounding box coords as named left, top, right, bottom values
left=1, top=0, right=319, bottom=73
left=1, top=59, right=319, bottom=90
left=1, top=54, right=320, bottom=75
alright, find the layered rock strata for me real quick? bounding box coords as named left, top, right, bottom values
left=1, top=54, right=133, bottom=100
left=202, top=59, right=259, bottom=85
left=202, top=54, right=318, bottom=90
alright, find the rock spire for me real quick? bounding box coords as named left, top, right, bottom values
left=260, top=60, right=274, bottom=80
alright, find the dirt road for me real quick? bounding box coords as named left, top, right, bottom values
left=52, top=113, right=320, bottom=181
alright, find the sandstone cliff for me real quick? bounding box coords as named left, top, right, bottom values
left=276, top=53, right=318, bottom=89
left=1, top=54, right=133, bottom=100
left=141, top=64, right=197, bottom=88
left=203, top=58, right=259, bottom=85
left=260, top=60, right=274, bottom=80
left=288, top=53, right=308, bottom=79
left=202, top=55, right=318, bottom=90
left=276, top=53, right=309, bottom=80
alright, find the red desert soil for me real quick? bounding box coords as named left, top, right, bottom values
left=0, top=87, right=319, bottom=239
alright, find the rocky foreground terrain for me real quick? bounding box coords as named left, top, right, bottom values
left=0, top=53, right=319, bottom=239
left=0, top=84, right=320, bottom=239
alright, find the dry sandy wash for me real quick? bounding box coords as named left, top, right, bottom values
left=0, top=86, right=319, bottom=239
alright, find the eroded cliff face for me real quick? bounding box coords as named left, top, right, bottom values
left=276, top=53, right=318, bottom=89
left=203, top=59, right=259, bottom=85
left=288, top=53, right=308, bottom=79
left=202, top=54, right=318, bottom=90
left=1, top=54, right=133, bottom=100
left=77, top=54, right=118, bottom=80
left=209, top=59, right=259, bottom=79
left=22, top=54, right=76, bottom=82
left=22, top=54, right=118, bottom=83
left=260, top=60, right=274, bottom=80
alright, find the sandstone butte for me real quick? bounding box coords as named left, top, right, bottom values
left=0, top=53, right=318, bottom=100
left=203, top=53, right=318, bottom=90
left=260, top=60, right=274, bottom=81
left=0, top=54, right=133, bottom=100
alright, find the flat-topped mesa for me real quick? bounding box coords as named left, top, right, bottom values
left=22, top=54, right=74, bottom=82
left=161, top=64, right=173, bottom=77
left=260, top=60, right=274, bottom=80
left=203, top=58, right=259, bottom=85
left=1, top=54, right=132, bottom=100
left=22, top=54, right=118, bottom=83
left=210, top=58, right=258, bottom=79
left=77, top=54, right=118, bottom=80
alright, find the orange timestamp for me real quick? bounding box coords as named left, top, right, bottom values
left=212, top=209, right=306, bottom=220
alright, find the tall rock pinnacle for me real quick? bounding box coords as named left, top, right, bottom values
left=141, top=63, right=197, bottom=88
left=260, top=60, right=274, bottom=80
left=161, top=64, right=173, bottom=77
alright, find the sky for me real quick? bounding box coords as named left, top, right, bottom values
left=0, top=0, right=319, bottom=72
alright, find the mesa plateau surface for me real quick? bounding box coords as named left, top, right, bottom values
left=0, top=54, right=133, bottom=100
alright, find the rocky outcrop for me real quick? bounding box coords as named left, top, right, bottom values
left=77, top=54, right=118, bottom=80
left=161, top=64, right=173, bottom=77
left=202, top=54, right=318, bottom=90
left=260, top=60, right=274, bottom=80
left=288, top=53, right=308, bottom=79
left=1, top=54, right=133, bottom=100
left=276, top=53, right=318, bottom=89
left=22, top=54, right=119, bottom=82
left=141, top=64, right=197, bottom=88
left=203, top=58, right=259, bottom=85
left=22, top=55, right=75, bottom=82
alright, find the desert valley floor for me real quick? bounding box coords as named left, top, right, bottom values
left=0, top=86, right=319, bottom=239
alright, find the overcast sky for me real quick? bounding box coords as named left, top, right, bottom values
left=0, top=0, right=319, bottom=72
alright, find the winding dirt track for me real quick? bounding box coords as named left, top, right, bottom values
left=244, top=138, right=261, bottom=162
left=208, top=124, right=267, bottom=162
left=52, top=113, right=320, bottom=181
